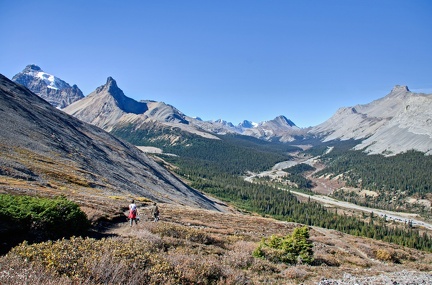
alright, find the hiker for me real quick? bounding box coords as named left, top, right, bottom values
left=128, top=199, right=138, bottom=226
left=151, top=202, right=159, bottom=222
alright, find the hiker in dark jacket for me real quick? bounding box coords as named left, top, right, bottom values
left=151, top=202, right=159, bottom=222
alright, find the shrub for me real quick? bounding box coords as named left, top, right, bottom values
left=0, top=194, right=89, bottom=253
left=375, top=248, right=396, bottom=262
left=253, top=226, right=314, bottom=265
left=7, top=236, right=230, bottom=284
left=148, top=222, right=217, bottom=245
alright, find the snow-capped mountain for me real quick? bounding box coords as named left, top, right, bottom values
left=192, top=116, right=303, bottom=141
left=241, top=115, right=304, bottom=142
left=12, top=65, right=84, bottom=108
left=309, top=85, right=432, bottom=155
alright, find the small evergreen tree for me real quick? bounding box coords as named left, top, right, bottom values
left=253, top=226, right=314, bottom=264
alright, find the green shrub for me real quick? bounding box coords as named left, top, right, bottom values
left=0, top=194, right=89, bottom=252
left=253, top=226, right=314, bottom=265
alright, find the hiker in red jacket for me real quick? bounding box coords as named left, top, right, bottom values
left=128, top=199, right=138, bottom=226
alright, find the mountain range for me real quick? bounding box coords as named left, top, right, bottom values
left=11, top=65, right=432, bottom=156
left=0, top=73, right=222, bottom=211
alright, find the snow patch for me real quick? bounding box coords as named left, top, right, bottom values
left=26, top=70, right=69, bottom=90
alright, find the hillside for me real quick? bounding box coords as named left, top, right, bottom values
left=310, top=85, right=432, bottom=155
left=1, top=198, right=432, bottom=284
left=0, top=73, right=223, bottom=211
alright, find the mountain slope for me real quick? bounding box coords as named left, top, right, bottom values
left=0, top=74, right=222, bottom=211
left=12, top=64, right=84, bottom=108
left=354, top=93, right=432, bottom=155
left=63, top=77, right=218, bottom=140
left=310, top=85, right=432, bottom=155
left=63, top=76, right=304, bottom=144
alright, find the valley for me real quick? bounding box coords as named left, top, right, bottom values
left=2, top=66, right=432, bottom=284
left=244, top=152, right=432, bottom=231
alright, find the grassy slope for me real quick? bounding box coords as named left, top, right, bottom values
left=1, top=191, right=432, bottom=284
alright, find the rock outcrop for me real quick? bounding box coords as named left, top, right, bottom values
left=12, top=64, right=84, bottom=108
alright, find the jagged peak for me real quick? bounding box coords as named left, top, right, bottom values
left=391, top=85, right=410, bottom=93
left=106, top=76, right=117, bottom=87
left=273, top=115, right=296, bottom=127
left=96, top=76, right=121, bottom=95
left=24, top=64, right=42, bottom=72
left=93, top=77, right=148, bottom=114
left=239, top=120, right=254, bottom=128
left=386, top=85, right=412, bottom=100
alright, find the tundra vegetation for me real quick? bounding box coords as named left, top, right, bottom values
left=2, top=123, right=432, bottom=284
left=153, top=136, right=432, bottom=251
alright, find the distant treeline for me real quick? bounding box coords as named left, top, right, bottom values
left=112, top=127, right=432, bottom=251
left=307, top=140, right=432, bottom=213
left=162, top=154, right=432, bottom=251
left=112, top=124, right=297, bottom=174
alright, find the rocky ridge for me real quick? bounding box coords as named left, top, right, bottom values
left=0, top=73, right=223, bottom=211
left=310, top=85, right=432, bottom=155
left=63, top=76, right=302, bottom=142
left=11, top=65, right=432, bottom=155
left=12, top=65, right=84, bottom=108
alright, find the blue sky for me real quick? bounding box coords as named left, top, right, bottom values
left=1, top=0, right=431, bottom=127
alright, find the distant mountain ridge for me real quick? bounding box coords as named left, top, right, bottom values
left=63, top=76, right=214, bottom=141
left=10, top=65, right=432, bottom=155
left=63, top=75, right=302, bottom=142
left=310, top=85, right=432, bottom=155
left=12, top=65, right=84, bottom=108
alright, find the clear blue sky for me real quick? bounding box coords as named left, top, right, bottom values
left=1, top=0, right=431, bottom=127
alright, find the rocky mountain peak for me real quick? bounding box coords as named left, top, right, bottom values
left=24, top=64, right=42, bottom=72
left=387, top=85, right=412, bottom=100
left=106, top=76, right=117, bottom=88
left=12, top=65, right=84, bottom=109
left=273, top=115, right=297, bottom=127
left=239, top=120, right=254, bottom=128
left=391, top=85, right=410, bottom=93
left=91, top=77, right=147, bottom=115
left=96, top=76, right=119, bottom=93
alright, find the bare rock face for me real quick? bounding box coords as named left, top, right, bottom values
left=63, top=76, right=219, bottom=140
left=354, top=93, right=432, bottom=155
left=310, top=85, right=432, bottom=155
left=0, top=73, right=222, bottom=211
left=12, top=64, right=84, bottom=108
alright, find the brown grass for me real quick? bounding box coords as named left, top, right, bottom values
left=1, top=186, right=432, bottom=284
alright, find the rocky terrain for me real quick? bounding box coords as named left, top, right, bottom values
left=3, top=65, right=432, bottom=284
left=12, top=65, right=84, bottom=108
left=311, top=85, right=432, bottom=155
left=0, top=73, right=223, bottom=211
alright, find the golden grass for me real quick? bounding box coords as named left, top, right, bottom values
left=1, top=158, right=432, bottom=284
